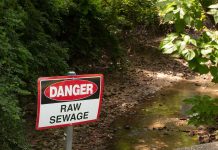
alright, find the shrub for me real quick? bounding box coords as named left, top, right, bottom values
left=184, top=95, right=218, bottom=126
left=157, top=0, right=218, bottom=126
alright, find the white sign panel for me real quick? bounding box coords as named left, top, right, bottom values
left=36, top=74, right=104, bottom=130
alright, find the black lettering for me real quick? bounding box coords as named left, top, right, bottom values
left=70, top=114, right=76, bottom=121
left=51, top=111, right=90, bottom=123
left=60, top=105, right=66, bottom=113
left=50, top=116, right=55, bottom=124
left=67, top=104, right=73, bottom=112
left=63, top=114, right=71, bottom=122
left=77, top=112, right=83, bottom=120
left=84, top=112, right=89, bottom=119
left=74, top=103, right=81, bottom=111
left=56, top=115, right=62, bottom=123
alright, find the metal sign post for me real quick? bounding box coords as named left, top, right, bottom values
left=65, top=71, right=76, bottom=150
left=65, top=125, right=73, bottom=150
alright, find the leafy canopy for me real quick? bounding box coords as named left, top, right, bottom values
left=157, top=0, right=218, bottom=83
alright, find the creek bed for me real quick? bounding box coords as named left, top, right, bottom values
left=111, top=81, right=218, bottom=150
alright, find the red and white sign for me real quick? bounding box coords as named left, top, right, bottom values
left=36, top=74, right=104, bottom=130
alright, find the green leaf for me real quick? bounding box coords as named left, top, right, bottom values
left=184, top=15, right=193, bottom=26
left=210, top=66, right=218, bottom=76
left=188, top=60, right=197, bottom=70
left=189, top=59, right=209, bottom=74
left=195, top=19, right=203, bottom=30
left=162, top=43, right=176, bottom=54
left=179, top=8, right=185, bottom=19
left=177, top=41, right=186, bottom=51
left=181, top=49, right=195, bottom=60
left=167, top=33, right=179, bottom=41
left=190, top=39, right=197, bottom=46
left=175, top=19, right=185, bottom=33
left=183, top=95, right=218, bottom=126
left=214, top=15, right=218, bottom=24
left=183, top=35, right=190, bottom=43
left=164, top=5, right=175, bottom=14
left=210, top=66, right=218, bottom=83
left=209, top=3, right=218, bottom=9
left=173, top=8, right=180, bottom=14
left=197, top=64, right=209, bottom=74
left=164, top=12, right=174, bottom=22
left=207, top=9, right=217, bottom=15
left=197, top=57, right=208, bottom=63
left=201, top=48, right=212, bottom=55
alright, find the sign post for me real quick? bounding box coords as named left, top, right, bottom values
left=36, top=73, right=104, bottom=150
left=65, top=123, right=73, bottom=150
left=65, top=71, right=76, bottom=150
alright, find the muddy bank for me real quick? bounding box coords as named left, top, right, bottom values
left=27, top=38, right=213, bottom=150
left=111, top=81, right=218, bottom=150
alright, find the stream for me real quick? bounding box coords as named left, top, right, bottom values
left=111, top=80, right=218, bottom=150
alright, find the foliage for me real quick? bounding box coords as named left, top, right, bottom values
left=100, top=0, right=159, bottom=33
left=59, top=0, right=122, bottom=64
left=157, top=0, right=218, bottom=127
left=0, top=0, right=159, bottom=148
left=157, top=0, right=204, bottom=32
left=208, top=3, right=218, bottom=24
left=158, top=0, right=218, bottom=83
left=0, top=0, right=163, bottom=148
left=0, top=0, right=30, bottom=149
left=160, top=30, right=218, bottom=81
left=199, top=0, right=218, bottom=12
left=184, top=95, right=218, bottom=126
left=0, top=0, right=120, bottom=149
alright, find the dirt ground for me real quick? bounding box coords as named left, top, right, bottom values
left=27, top=36, right=215, bottom=150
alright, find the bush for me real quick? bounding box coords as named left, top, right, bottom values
left=0, top=0, right=123, bottom=148
left=101, top=0, right=159, bottom=30
left=0, top=0, right=30, bottom=149
left=157, top=0, right=218, bottom=127
left=60, top=0, right=122, bottom=64
left=184, top=95, right=218, bottom=126
left=158, top=0, right=218, bottom=82
left=0, top=0, right=161, bottom=148
left=0, top=0, right=68, bottom=148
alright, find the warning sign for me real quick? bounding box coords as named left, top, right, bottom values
left=36, top=74, right=104, bottom=130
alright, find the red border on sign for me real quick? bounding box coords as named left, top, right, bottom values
left=35, top=74, right=104, bottom=130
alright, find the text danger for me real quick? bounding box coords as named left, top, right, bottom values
left=44, top=79, right=98, bottom=101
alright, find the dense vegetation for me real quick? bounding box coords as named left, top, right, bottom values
left=157, top=0, right=218, bottom=126
left=0, top=0, right=158, bottom=149
left=1, top=0, right=218, bottom=149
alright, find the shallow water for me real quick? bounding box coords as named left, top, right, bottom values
left=111, top=81, right=218, bottom=150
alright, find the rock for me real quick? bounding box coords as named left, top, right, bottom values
left=197, top=130, right=208, bottom=136
left=163, top=131, right=170, bottom=135
left=195, top=83, right=201, bottom=86
left=199, top=135, right=210, bottom=144
left=209, top=134, right=216, bottom=141
left=208, top=127, right=216, bottom=134
left=143, top=127, right=149, bottom=131
left=198, top=126, right=206, bottom=130
left=124, top=125, right=131, bottom=130
left=177, top=142, right=218, bottom=150
left=180, top=129, right=190, bottom=133
left=189, top=130, right=196, bottom=137
left=179, top=117, right=188, bottom=120
left=152, top=126, right=166, bottom=130
left=113, top=128, right=118, bottom=132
